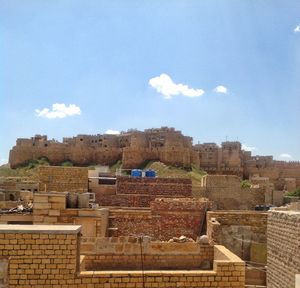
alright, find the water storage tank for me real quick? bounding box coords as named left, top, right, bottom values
left=131, top=169, right=142, bottom=177
left=78, top=193, right=90, bottom=208
left=67, top=193, right=78, bottom=208
left=145, top=169, right=156, bottom=178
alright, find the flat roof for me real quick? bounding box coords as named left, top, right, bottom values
left=0, top=224, right=81, bottom=234
left=270, top=210, right=300, bottom=216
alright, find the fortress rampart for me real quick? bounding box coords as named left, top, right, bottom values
left=9, top=127, right=197, bottom=169
left=9, top=127, right=300, bottom=186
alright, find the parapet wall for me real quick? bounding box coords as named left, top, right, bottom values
left=82, top=237, right=214, bottom=270
left=267, top=210, right=300, bottom=288
left=38, top=166, right=88, bottom=192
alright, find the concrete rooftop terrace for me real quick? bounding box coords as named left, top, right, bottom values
left=0, top=224, right=81, bottom=234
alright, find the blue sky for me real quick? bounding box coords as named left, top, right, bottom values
left=1, top=0, right=300, bottom=165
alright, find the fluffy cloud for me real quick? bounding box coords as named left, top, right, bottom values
left=279, top=153, right=292, bottom=159
left=35, top=103, right=81, bottom=119
left=213, top=85, right=228, bottom=94
left=294, top=24, right=300, bottom=33
left=242, top=144, right=256, bottom=152
left=105, top=129, right=120, bottom=135
left=0, top=158, right=8, bottom=165
left=149, top=73, right=204, bottom=99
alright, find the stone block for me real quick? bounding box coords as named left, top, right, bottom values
left=34, top=203, right=51, bottom=210
left=48, top=210, right=61, bottom=217
left=33, top=195, right=49, bottom=203
left=48, top=196, right=66, bottom=203
left=77, top=210, right=105, bottom=217
left=51, top=203, right=66, bottom=210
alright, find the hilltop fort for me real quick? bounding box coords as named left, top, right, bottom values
left=9, top=126, right=300, bottom=186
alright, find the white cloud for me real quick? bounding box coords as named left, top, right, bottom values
left=294, top=24, right=300, bottom=33
left=0, top=158, right=8, bottom=165
left=105, top=129, right=120, bottom=135
left=242, top=144, right=257, bottom=152
left=213, top=85, right=228, bottom=94
left=35, top=103, right=81, bottom=119
left=279, top=153, right=292, bottom=159
left=149, top=73, right=204, bottom=99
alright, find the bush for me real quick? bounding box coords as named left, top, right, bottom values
left=286, top=187, right=300, bottom=197
left=61, top=161, right=73, bottom=167
left=240, top=180, right=251, bottom=189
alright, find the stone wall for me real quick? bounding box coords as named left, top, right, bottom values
left=82, top=237, right=214, bottom=270
left=116, top=176, right=192, bottom=196
left=9, top=127, right=199, bottom=169
left=94, top=176, right=192, bottom=207
left=0, top=224, right=80, bottom=288
left=2, top=193, right=210, bottom=246
left=9, top=129, right=300, bottom=190
left=207, top=211, right=267, bottom=262
left=0, top=224, right=245, bottom=288
left=199, top=175, right=266, bottom=210
left=0, top=177, right=38, bottom=193
left=207, top=211, right=268, bottom=286
left=38, top=166, right=88, bottom=192
left=245, top=161, right=300, bottom=187
left=267, top=210, right=300, bottom=288
left=32, top=193, right=109, bottom=249
left=109, top=198, right=212, bottom=240
left=0, top=258, right=8, bottom=287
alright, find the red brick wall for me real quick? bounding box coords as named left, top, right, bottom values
left=116, top=176, right=192, bottom=196
left=94, top=177, right=193, bottom=207
left=109, top=198, right=212, bottom=240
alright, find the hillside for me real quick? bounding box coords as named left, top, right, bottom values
left=143, top=161, right=207, bottom=185
left=1, top=160, right=206, bottom=183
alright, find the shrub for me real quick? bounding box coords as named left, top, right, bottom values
left=286, top=187, right=300, bottom=197
left=241, top=180, right=251, bottom=189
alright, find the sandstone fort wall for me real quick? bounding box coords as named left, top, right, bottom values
left=10, top=129, right=300, bottom=189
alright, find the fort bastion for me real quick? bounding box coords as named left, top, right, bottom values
left=9, top=127, right=300, bottom=185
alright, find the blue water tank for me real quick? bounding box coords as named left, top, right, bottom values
left=145, top=169, right=156, bottom=178
left=131, top=169, right=142, bottom=177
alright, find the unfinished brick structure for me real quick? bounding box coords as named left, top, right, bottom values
left=94, top=176, right=192, bottom=207
left=267, top=209, right=300, bottom=288
left=0, top=224, right=245, bottom=288
left=0, top=193, right=211, bottom=242
left=109, top=198, right=212, bottom=240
